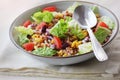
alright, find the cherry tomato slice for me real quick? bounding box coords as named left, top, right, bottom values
left=23, top=42, right=34, bottom=51
left=53, top=36, right=62, bottom=49
left=23, top=20, right=32, bottom=28
left=42, top=6, right=57, bottom=12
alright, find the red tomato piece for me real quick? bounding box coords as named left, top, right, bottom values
left=97, top=21, right=109, bottom=28
left=23, top=42, right=34, bottom=51
left=42, top=6, right=57, bottom=12
left=53, top=36, right=62, bottom=49
left=23, top=20, right=32, bottom=28
left=95, top=21, right=109, bottom=32
left=36, top=22, right=47, bottom=30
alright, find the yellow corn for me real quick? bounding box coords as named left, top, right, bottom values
left=71, top=40, right=82, bottom=48
left=32, top=34, right=40, bottom=39
left=82, top=30, right=88, bottom=37
left=57, top=13, right=63, bottom=18
left=58, top=50, right=64, bottom=56
left=63, top=53, right=68, bottom=57
left=71, top=40, right=78, bottom=48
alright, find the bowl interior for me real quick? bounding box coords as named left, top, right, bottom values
left=10, top=1, right=119, bottom=58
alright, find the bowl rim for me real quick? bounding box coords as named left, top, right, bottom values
left=9, top=0, right=119, bottom=59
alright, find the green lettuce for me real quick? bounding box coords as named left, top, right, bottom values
left=32, top=11, right=53, bottom=23
left=65, top=16, right=72, bottom=22
left=95, top=26, right=111, bottom=43
left=32, top=47, right=57, bottom=56
left=15, top=26, right=34, bottom=35
left=100, top=16, right=115, bottom=29
left=50, top=19, right=68, bottom=38
left=68, top=20, right=86, bottom=40
left=18, top=33, right=29, bottom=45
left=78, top=42, right=92, bottom=54
left=15, top=26, right=34, bottom=45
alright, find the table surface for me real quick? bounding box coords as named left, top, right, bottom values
left=0, top=0, right=120, bottom=79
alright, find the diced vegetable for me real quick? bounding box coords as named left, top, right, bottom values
left=53, top=36, right=62, bottom=49
left=32, top=47, right=57, bottom=56
left=100, top=16, right=115, bottom=29
left=95, top=26, right=111, bottom=43
left=50, top=19, right=68, bottom=38
left=23, top=20, right=32, bottom=27
left=78, top=42, right=92, bottom=54
left=42, top=6, right=57, bottom=12
left=23, top=42, right=34, bottom=51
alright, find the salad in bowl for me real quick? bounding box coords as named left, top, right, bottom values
left=14, top=2, right=115, bottom=57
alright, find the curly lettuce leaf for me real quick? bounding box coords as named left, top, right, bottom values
left=32, top=47, right=57, bottom=56
left=32, top=11, right=53, bottom=23
left=50, top=19, right=68, bottom=38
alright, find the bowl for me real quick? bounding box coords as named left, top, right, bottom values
left=9, top=1, right=119, bottom=65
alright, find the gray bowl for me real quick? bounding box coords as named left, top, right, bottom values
left=9, top=1, right=119, bottom=65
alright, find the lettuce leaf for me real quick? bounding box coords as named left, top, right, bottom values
left=50, top=19, right=68, bottom=38
left=78, top=42, right=92, bottom=54
left=15, top=26, right=34, bottom=35
left=18, top=33, right=29, bottom=45
left=68, top=20, right=87, bottom=40
left=95, top=26, right=111, bottom=43
left=32, top=47, right=57, bottom=56
left=15, top=26, right=34, bottom=45
left=32, top=11, right=53, bottom=23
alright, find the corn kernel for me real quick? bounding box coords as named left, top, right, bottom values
left=71, top=40, right=82, bottom=48
left=82, top=30, right=88, bottom=37
left=63, top=53, right=68, bottom=57
left=71, top=40, right=77, bottom=48
left=32, top=34, right=40, bottom=39
left=58, top=50, right=64, bottom=56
